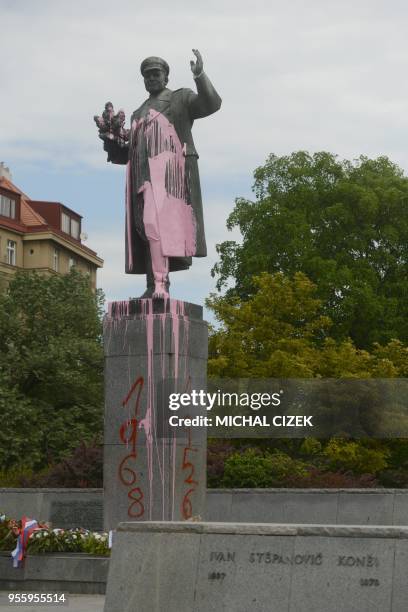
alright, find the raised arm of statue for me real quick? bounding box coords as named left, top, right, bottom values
left=187, top=49, right=222, bottom=120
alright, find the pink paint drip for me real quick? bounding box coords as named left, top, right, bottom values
left=160, top=298, right=168, bottom=518
left=168, top=300, right=190, bottom=519
left=108, top=298, right=191, bottom=521
left=125, top=162, right=133, bottom=270
left=107, top=300, right=131, bottom=319
left=137, top=299, right=154, bottom=519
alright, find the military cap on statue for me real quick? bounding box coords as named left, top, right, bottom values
left=140, top=56, right=170, bottom=76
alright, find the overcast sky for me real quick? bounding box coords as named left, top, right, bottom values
left=1, top=0, right=408, bottom=316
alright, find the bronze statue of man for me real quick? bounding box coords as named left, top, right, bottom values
left=95, top=49, right=221, bottom=297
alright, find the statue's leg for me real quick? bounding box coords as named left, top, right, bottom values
left=138, top=182, right=170, bottom=297
left=139, top=243, right=170, bottom=298
left=139, top=244, right=155, bottom=298
left=148, top=239, right=170, bottom=298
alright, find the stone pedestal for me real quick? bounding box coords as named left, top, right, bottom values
left=105, top=521, right=408, bottom=612
left=103, top=299, right=207, bottom=532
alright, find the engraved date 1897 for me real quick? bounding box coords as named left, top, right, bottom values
left=208, top=572, right=226, bottom=582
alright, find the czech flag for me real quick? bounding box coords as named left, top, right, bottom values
left=11, top=517, right=40, bottom=568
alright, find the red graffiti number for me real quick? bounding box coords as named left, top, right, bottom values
left=119, top=377, right=145, bottom=518
left=128, top=487, right=145, bottom=518
left=181, top=428, right=199, bottom=519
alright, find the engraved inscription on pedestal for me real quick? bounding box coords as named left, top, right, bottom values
left=104, top=523, right=408, bottom=612
left=50, top=500, right=103, bottom=531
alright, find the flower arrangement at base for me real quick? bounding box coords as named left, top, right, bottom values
left=0, top=512, right=110, bottom=566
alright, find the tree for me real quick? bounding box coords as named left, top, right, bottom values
left=206, top=273, right=408, bottom=484
left=212, top=152, right=408, bottom=349
left=0, top=270, right=104, bottom=471
left=207, top=272, right=407, bottom=379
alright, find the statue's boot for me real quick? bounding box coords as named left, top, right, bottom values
left=139, top=263, right=155, bottom=298
left=139, top=241, right=170, bottom=298
left=152, top=276, right=170, bottom=298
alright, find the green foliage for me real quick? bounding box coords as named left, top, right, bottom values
left=0, top=270, right=104, bottom=471
left=323, top=439, right=390, bottom=474
left=20, top=440, right=103, bottom=488
left=207, top=272, right=407, bottom=378
left=299, top=438, right=322, bottom=456
left=212, top=152, right=408, bottom=349
left=0, top=516, right=18, bottom=551
left=26, top=529, right=80, bottom=554
left=26, top=528, right=109, bottom=556
left=0, top=514, right=110, bottom=556
left=221, top=448, right=308, bottom=488
left=81, top=532, right=110, bottom=556
left=208, top=439, right=398, bottom=488
left=0, top=466, right=48, bottom=487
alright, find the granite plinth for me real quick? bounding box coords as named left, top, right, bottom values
left=103, top=299, right=207, bottom=531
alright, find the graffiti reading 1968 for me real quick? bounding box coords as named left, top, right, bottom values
left=119, top=376, right=145, bottom=518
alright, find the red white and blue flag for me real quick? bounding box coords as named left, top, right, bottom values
left=11, top=517, right=40, bottom=568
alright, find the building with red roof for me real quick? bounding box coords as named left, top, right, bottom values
left=0, top=163, right=103, bottom=290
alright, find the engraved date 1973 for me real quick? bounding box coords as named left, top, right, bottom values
left=360, top=578, right=380, bottom=587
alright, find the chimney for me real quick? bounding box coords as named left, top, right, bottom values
left=0, top=162, right=12, bottom=181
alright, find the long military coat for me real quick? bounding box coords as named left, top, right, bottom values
left=108, top=72, right=221, bottom=274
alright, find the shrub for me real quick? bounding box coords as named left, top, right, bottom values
left=221, top=448, right=308, bottom=488
left=207, top=441, right=236, bottom=487
left=378, top=469, right=408, bottom=488
left=323, top=439, right=389, bottom=474
left=0, top=468, right=37, bottom=488
left=19, top=440, right=103, bottom=488
left=288, top=468, right=378, bottom=488
left=299, top=438, right=322, bottom=456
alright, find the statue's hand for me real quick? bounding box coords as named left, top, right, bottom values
left=190, top=49, right=203, bottom=77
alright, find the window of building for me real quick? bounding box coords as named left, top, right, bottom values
left=0, top=195, right=16, bottom=219
left=61, top=212, right=80, bottom=240
left=71, top=219, right=80, bottom=239
left=53, top=248, right=59, bottom=272
left=6, top=240, right=16, bottom=265
left=69, top=257, right=77, bottom=270
left=61, top=212, right=70, bottom=234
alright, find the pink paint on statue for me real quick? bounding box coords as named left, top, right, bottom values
left=135, top=110, right=196, bottom=257
left=125, top=163, right=133, bottom=270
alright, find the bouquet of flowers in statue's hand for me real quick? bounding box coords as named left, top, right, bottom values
left=94, top=102, right=130, bottom=155
left=94, top=101, right=114, bottom=137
